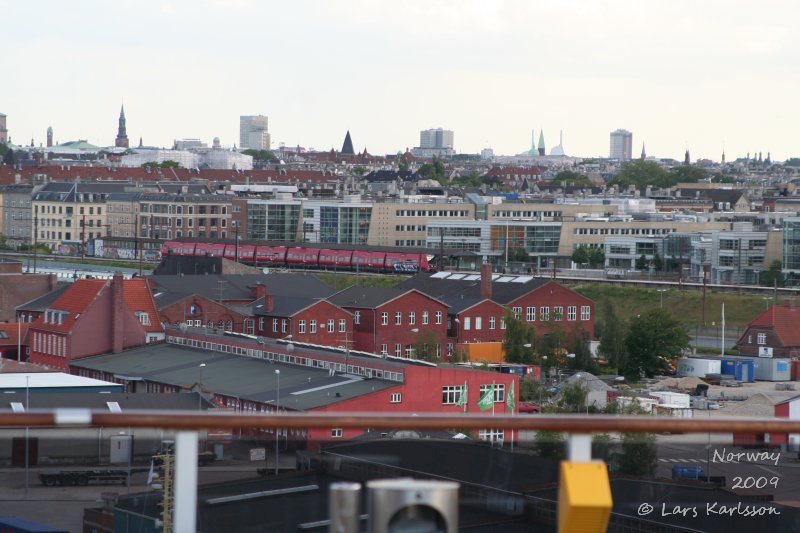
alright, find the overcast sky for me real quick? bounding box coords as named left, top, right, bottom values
left=2, top=0, right=797, bottom=161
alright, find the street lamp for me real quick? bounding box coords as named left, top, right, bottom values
left=657, top=289, right=667, bottom=309
left=274, top=368, right=280, bottom=476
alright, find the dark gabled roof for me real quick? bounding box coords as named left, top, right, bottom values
left=16, top=284, right=70, bottom=312
left=327, top=285, right=445, bottom=310
left=397, top=272, right=549, bottom=306
left=253, top=295, right=332, bottom=317
left=362, top=170, right=419, bottom=182
left=148, top=274, right=334, bottom=301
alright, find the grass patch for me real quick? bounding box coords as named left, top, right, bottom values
left=314, top=273, right=406, bottom=291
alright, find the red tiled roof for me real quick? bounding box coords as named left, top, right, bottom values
left=0, top=323, right=29, bottom=347
left=750, top=305, right=800, bottom=346
left=123, top=278, right=163, bottom=333
left=33, top=279, right=107, bottom=333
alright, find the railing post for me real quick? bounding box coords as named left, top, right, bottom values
left=174, top=430, right=198, bottom=533
left=567, top=433, right=592, bottom=462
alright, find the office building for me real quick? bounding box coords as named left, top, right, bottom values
left=610, top=129, right=633, bottom=161
left=239, top=115, right=270, bottom=150
left=412, top=128, right=455, bottom=158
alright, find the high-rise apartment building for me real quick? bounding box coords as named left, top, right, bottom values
left=0, top=112, right=8, bottom=144
left=239, top=115, right=271, bottom=150
left=609, top=129, right=632, bottom=161
left=419, top=128, right=454, bottom=149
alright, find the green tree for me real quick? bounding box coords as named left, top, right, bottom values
left=592, top=433, right=615, bottom=465
left=635, top=254, right=650, bottom=270
left=760, top=260, right=785, bottom=288
left=668, top=165, right=709, bottom=183
left=417, top=156, right=446, bottom=183
left=588, top=247, right=605, bottom=268
left=615, top=433, right=657, bottom=477
left=558, top=381, right=588, bottom=412
left=507, top=247, right=530, bottom=262
left=398, top=160, right=410, bottom=173
left=784, top=158, right=800, bottom=167
left=520, top=379, right=553, bottom=404
left=608, top=160, right=669, bottom=189
left=554, top=170, right=593, bottom=187
left=623, top=309, right=690, bottom=380
left=412, top=330, right=439, bottom=362
left=652, top=253, right=664, bottom=271
left=142, top=160, right=181, bottom=169
left=503, top=312, right=535, bottom=364
left=597, top=300, right=628, bottom=372
left=3, top=148, right=16, bottom=166
left=571, top=246, right=589, bottom=266
left=711, top=173, right=736, bottom=184
left=241, top=149, right=278, bottom=162
left=566, top=326, right=595, bottom=372
left=534, top=431, right=565, bottom=460
left=0, top=143, right=8, bottom=158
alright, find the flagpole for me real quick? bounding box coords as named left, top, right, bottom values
left=721, top=302, right=725, bottom=357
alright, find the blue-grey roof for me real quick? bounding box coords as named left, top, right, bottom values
left=149, top=274, right=335, bottom=301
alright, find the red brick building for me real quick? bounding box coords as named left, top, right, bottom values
left=399, top=266, right=596, bottom=354
left=330, top=287, right=448, bottom=358
left=255, top=295, right=353, bottom=347
left=736, top=301, right=800, bottom=358
left=28, top=274, right=163, bottom=370
left=0, top=259, right=58, bottom=323
left=156, top=293, right=248, bottom=333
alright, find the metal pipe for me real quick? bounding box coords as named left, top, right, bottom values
left=329, top=482, right=361, bottom=533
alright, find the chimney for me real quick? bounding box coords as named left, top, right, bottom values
left=480, top=262, right=493, bottom=301
left=264, top=293, right=274, bottom=313
left=111, top=272, right=125, bottom=354
left=252, top=282, right=267, bottom=301
left=48, top=274, right=58, bottom=292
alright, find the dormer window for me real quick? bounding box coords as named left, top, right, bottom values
left=135, top=312, right=151, bottom=326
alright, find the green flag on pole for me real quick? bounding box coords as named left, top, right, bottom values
left=507, top=381, right=515, bottom=413
left=456, top=382, right=467, bottom=408
left=477, top=385, right=495, bottom=411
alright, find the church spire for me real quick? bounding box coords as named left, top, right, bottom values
left=537, top=130, right=546, bottom=156
left=115, top=104, right=129, bottom=148
left=641, top=142, right=646, bottom=160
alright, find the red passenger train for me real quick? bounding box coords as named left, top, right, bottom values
left=161, top=241, right=433, bottom=273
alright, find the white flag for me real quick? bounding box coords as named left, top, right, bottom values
left=147, top=460, right=155, bottom=485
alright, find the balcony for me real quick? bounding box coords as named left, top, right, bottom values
left=1, top=411, right=798, bottom=531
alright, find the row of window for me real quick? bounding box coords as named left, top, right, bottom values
left=574, top=227, right=674, bottom=236
left=141, top=204, right=228, bottom=215
left=396, top=209, right=470, bottom=217
left=442, top=384, right=506, bottom=405
left=510, top=305, right=590, bottom=322
left=298, top=319, right=347, bottom=334
left=379, top=343, right=443, bottom=358
left=380, top=311, right=442, bottom=326
left=32, top=331, right=67, bottom=357
left=395, top=225, right=426, bottom=232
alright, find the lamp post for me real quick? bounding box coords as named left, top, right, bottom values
left=274, top=368, right=280, bottom=475
left=657, top=289, right=667, bottom=309
left=198, top=363, right=206, bottom=411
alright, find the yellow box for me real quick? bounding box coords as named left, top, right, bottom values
left=558, top=461, right=612, bottom=533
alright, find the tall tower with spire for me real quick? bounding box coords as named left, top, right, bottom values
left=537, top=130, right=546, bottom=156
left=46, top=126, right=53, bottom=148
left=341, top=130, right=355, bottom=156
left=115, top=105, right=129, bottom=148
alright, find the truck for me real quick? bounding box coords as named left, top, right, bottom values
left=671, top=465, right=726, bottom=487
left=39, top=469, right=129, bottom=486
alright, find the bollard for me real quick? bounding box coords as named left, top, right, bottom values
left=329, top=482, right=362, bottom=533
left=367, top=478, right=459, bottom=533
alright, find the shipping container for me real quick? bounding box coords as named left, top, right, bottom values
left=721, top=359, right=754, bottom=383
left=792, top=360, right=800, bottom=381
left=650, top=391, right=691, bottom=408
left=718, top=356, right=790, bottom=382
left=677, top=358, right=721, bottom=378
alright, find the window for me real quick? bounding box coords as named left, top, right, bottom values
left=339, top=319, right=346, bottom=333
left=501, top=318, right=506, bottom=330
left=478, top=429, right=504, bottom=443
left=273, top=319, right=278, bottom=333
left=390, top=393, right=402, bottom=403
left=422, top=311, right=429, bottom=325
left=245, top=319, right=254, bottom=335
left=540, top=307, right=550, bottom=321
left=489, top=316, right=496, bottom=330
left=512, top=307, right=522, bottom=319
left=259, top=317, right=264, bottom=331
left=298, top=320, right=306, bottom=334
left=194, top=319, right=201, bottom=327
left=395, top=344, right=402, bottom=357
left=526, top=307, right=535, bottom=322
left=442, top=385, right=466, bottom=405
left=327, top=319, right=335, bottom=333
left=475, top=317, right=482, bottom=330
left=553, top=306, right=564, bottom=321
left=331, top=428, right=343, bottom=438
left=568, top=306, right=577, bottom=321
left=479, top=383, right=505, bottom=403
left=395, top=312, right=402, bottom=325
left=207, top=320, right=213, bottom=329
left=581, top=306, right=591, bottom=321
left=408, top=312, right=416, bottom=325
left=463, top=317, right=471, bottom=330
left=281, top=320, right=287, bottom=333
left=354, top=311, right=361, bottom=325
left=219, top=320, right=225, bottom=329
left=435, top=311, right=442, bottom=324
left=757, top=333, right=767, bottom=345
left=381, top=343, right=388, bottom=355
left=226, top=320, right=233, bottom=331
left=381, top=312, right=388, bottom=325
left=310, top=320, right=317, bottom=334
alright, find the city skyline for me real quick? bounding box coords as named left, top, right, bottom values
left=2, top=0, right=798, bottom=161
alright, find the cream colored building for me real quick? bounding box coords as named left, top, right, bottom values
left=32, top=183, right=112, bottom=251
left=367, top=199, right=475, bottom=247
